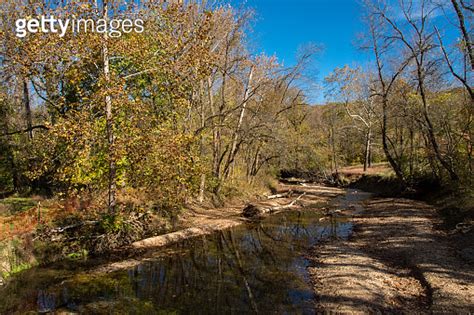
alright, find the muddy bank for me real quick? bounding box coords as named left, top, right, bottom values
left=308, top=196, right=474, bottom=313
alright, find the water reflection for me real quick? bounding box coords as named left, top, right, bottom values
left=1, top=192, right=369, bottom=314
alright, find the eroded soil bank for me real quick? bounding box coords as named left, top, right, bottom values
left=308, top=196, right=474, bottom=313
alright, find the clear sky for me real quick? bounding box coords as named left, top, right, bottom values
left=228, top=0, right=461, bottom=104
left=231, top=0, right=371, bottom=104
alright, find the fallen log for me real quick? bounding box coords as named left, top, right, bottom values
left=266, top=191, right=292, bottom=199
left=132, top=219, right=241, bottom=249
left=279, top=177, right=308, bottom=184
left=243, top=193, right=306, bottom=218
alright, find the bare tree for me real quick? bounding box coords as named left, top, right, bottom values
left=364, top=10, right=410, bottom=180
left=451, top=0, right=474, bottom=71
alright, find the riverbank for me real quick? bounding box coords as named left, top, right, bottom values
left=0, top=183, right=345, bottom=284
left=2, top=173, right=472, bottom=313
left=308, top=168, right=474, bottom=313
left=0, top=183, right=351, bottom=314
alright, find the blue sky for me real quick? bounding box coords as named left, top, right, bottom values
left=229, top=0, right=462, bottom=104
left=231, top=0, right=371, bottom=103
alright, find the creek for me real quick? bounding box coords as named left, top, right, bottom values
left=0, top=189, right=371, bottom=314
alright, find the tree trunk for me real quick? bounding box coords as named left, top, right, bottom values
left=23, top=80, right=33, bottom=140
left=103, top=0, right=116, bottom=212
left=329, top=110, right=338, bottom=174
left=369, top=15, right=406, bottom=182
left=382, top=98, right=404, bottom=181
left=409, top=127, right=414, bottom=178
left=3, top=136, right=19, bottom=192
left=417, top=68, right=458, bottom=181
left=363, top=127, right=371, bottom=172
left=207, top=77, right=222, bottom=194
left=198, top=80, right=206, bottom=203
left=224, top=66, right=254, bottom=179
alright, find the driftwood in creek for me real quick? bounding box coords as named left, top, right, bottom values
left=243, top=193, right=306, bottom=218
left=266, top=191, right=292, bottom=199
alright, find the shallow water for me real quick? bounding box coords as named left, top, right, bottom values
left=0, top=190, right=370, bottom=314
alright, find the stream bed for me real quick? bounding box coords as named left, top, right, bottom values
left=0, top=189, right=370, bottom=314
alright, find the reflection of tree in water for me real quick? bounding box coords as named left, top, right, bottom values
left=1, top=210, right=350, bottom=313
left=37, top=290, right=56, bottom=313
left=123, top=211, right=329, bottom=313
left=103, top=212, right=324, bottom=312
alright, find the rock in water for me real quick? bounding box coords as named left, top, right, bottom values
left=242, top=204, right=269, bottom=218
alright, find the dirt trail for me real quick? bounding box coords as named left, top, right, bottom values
left=309, top=196, right=474, bottom=313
